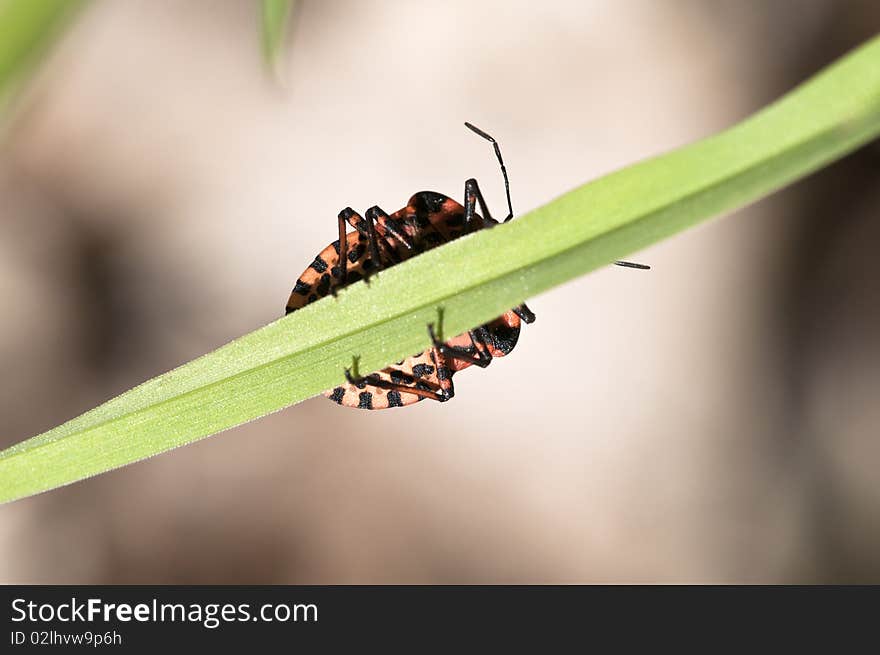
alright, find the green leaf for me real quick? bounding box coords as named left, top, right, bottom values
left=261, top=0, right=294, bottom=68
left=3, top=35, right=880, bottom=503
left=0, top=0, right=86, bottom=107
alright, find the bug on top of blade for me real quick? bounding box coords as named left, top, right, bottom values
left=284, top=124, right=648, bottom=409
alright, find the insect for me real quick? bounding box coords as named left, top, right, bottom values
left=285, top=123, right=648, bottom=409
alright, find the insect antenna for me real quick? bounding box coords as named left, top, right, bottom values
left=613, top=260, right=651, bottom=269
left=464, top=122, right=514, bottom=222
left=464, top=122, right=649, bottom=270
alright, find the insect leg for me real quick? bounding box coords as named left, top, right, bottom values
left=356, top=207, right=385, bottom=281
left=343, top=367, right=452, bottom=402
left=463, top=177, right=501, bottom=232
left=428, top=323, right=493, bottom=369
left=513, top=304, right=536, bottom=324
left=332, top=208, right=352, bottom=294
left=367, top=205, right=414, bottom=253
left=429, top=346, right=455, bottom=400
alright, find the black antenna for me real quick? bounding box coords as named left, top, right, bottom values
left=464, top=122, right=649, bottom=271
left=464, top=122, right=513, bottom=222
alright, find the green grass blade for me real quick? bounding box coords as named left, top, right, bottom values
left=3, top=35, right=880, bottom=503
left=261, top=0, right=294, bottom=68
left=0, top=0, right=86, bottom=106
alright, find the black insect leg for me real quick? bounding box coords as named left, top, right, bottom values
left=354, top=207, right=384, bottom=283
left=429, top=346, right=455, bottom=401
left=366, top=205, right=414, bottom=254
left=343, top=206, right=402, bottom=269
left=343, top=367, right=452, bottom=403
left=332, top=208, right=353, bottom=295
left=464, top=122, right=513, bottom=222
left=462, top=177, right=498, bottom=233
left=513, top=304, right=536, bottom=324
left=338, top=206, right=385, bottom=286
left=340, top=206, right=391, bottom=284
left=428, top=323, right=493, bottom=369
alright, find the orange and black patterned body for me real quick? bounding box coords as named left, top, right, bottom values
left=286, top=229, right=375, bottom=312
left=285, top=191, right=530, bottom=409
left=375, top=191, right=485, bottom=258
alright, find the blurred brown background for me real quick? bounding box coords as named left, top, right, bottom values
left=1, top=0, right=879, bottom=583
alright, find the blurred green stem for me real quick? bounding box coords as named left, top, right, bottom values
left=261, top=0, right=294, bottom=69
left=0, top=0, right=86, bottom=106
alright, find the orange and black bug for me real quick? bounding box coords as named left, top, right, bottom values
left=285, top=123, right=648, bottom=409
